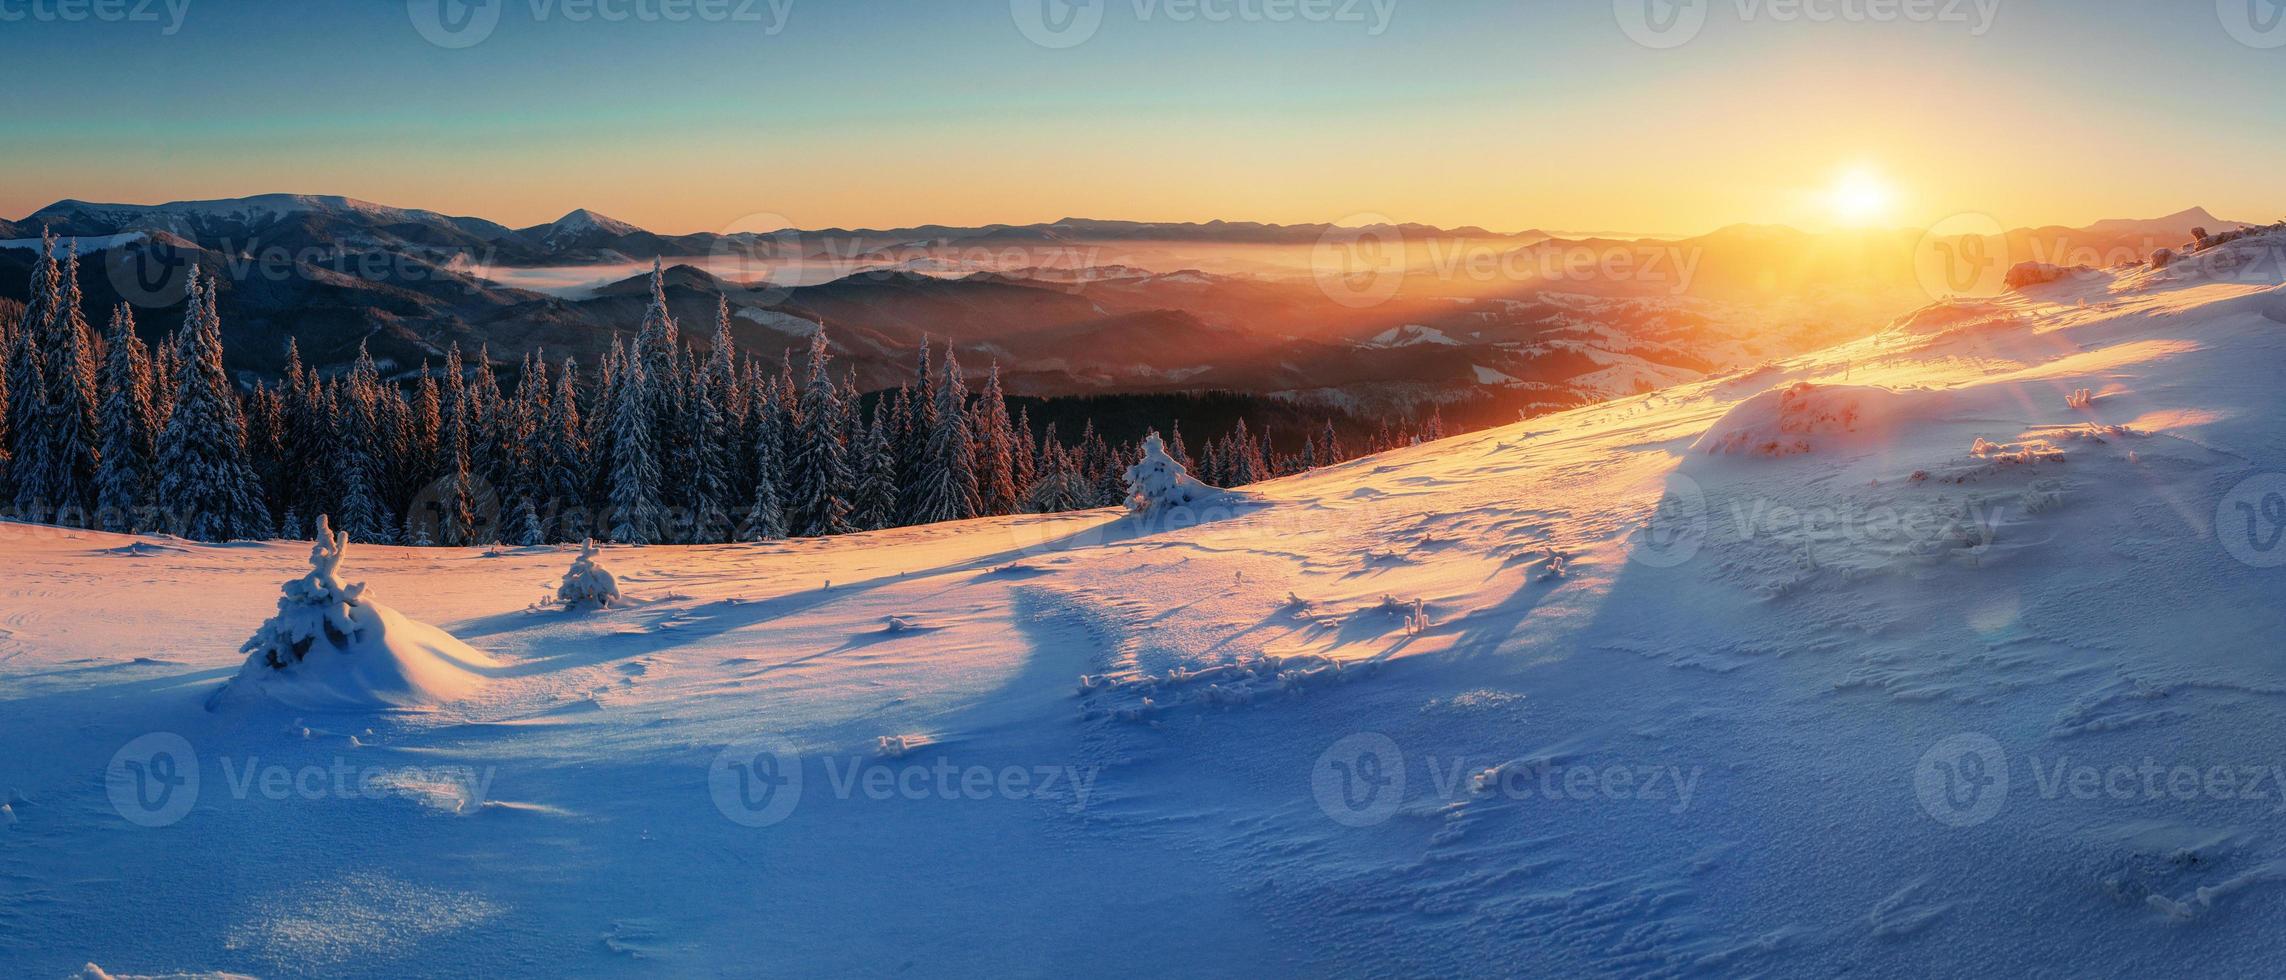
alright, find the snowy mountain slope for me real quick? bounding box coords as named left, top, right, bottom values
left=7, top=233, right=2286, bottom=976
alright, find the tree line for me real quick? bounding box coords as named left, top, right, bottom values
left=2, top=240, right=1447, bottom=545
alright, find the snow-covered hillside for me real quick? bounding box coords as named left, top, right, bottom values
left=8, top=233, right=2286, bottom=976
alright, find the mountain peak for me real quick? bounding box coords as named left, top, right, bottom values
left=551, top=208, right=639, bottom=236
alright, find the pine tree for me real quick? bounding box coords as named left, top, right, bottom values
left=916, top=349, right=980, bottom=523
left=153, top=273, right=271, bottom=541
left=93, top=305, right=155, bottom=532
left=896, top=339, right=937, bottom=523
left=541, top=355, right=589, bottom=541
left=606, top=347, right=664, bottom=544
left=334, top=343, right=393, bottom=542
left=786, top=330, right=854, bottom=537
left=679, top=353, right=734, bottom=543
left=974, top=362, right=1019, bottom=516
left=7, top=234, right=59, bottom=521
left=436, top=370, right=480, bottom=547
left=740, top=374, right=789, bottom=542
left=852, top=402, right=898, bottom=531
left=8, top=237, right=101, bottom=524
left=1010, top=405, right=1037, bottom=505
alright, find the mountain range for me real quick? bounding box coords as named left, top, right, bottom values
left=0, top=195, right=2258, bottom=430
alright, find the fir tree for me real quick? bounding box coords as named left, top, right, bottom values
left=7, top=234, right=59, bottom=521
left=916, top=349, right=980, bottom=523
left=33, top=241, right=103, bottom=523
left=606, top=347, right=664, bottom=544
left=896, top=338, right=937, bottom=523
left=974, top=362, right=1019, bottom=516
left=679, top=353, right=734, bottom=543
left=93, top=305, right=155, bottom=532
left=153, top=273, right=271, bottom=541
left=786, top=330, right=854, bottom=537
left=436, top=371, right=480, bottom=547
left=541, top=355, right=589, bottom=541
left=852, top=402, right=898, bottom=531
left=740, top=374, right=789, bottom=542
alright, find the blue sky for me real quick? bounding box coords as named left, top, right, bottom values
left=2, top=0, right=2279, bottom=233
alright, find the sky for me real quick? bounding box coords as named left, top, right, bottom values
left=1, top=0, right=2280, bottom=236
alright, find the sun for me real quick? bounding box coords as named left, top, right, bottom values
left=1826, top=169, right=1898, bottom=227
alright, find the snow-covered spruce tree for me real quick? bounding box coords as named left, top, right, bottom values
left=154, top=274, right=272, bottom=541
left=436, top=368, right=480, bottom=547
left=240, top=515, right=368, bottom=670
left=1025, top=424, right=1091, bottom=513
left=333, top=345, right=393, bottom=543
left=606, top=348, right=664, bottom=544
left=93, top=305, right=154, bottom=532
left=636, top=262, right=686, bottom=500
left=915, top=349, right=980, bottom=524
left=974, top=362, right=1018, bottom=517
left=739, top=377, right=789, bottom=542
left=895, top=338, right=937, bottom=524
left=541, top=356, right=589, bottom=541
left=18, top=240, right=103, bottom=525
left=1124, top=431, right=1219, bottom=515
left=1010, top=405, right=1036, bottom=502
left=7, top=234, right=60, bottom=522
left=852, top=403, right=898, bottom=531
left=0, top=302, right=12, bottom=500
left=678, top=354, right=734, bottom=543
left=787, top=329, right=855, bottom=537
left=557, top=538, right=622, bottom=608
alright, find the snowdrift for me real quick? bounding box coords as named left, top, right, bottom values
left=1689, top=381, right=1932, bottom=457
left=212, top=519, right=497, bottom=711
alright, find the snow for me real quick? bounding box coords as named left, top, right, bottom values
left=1364, top=324, right=1461, bottom=347
left=8, top=229, right=2286, bottom=974
left=0, top=232, right=146, bottom=252
left=213, top=518, right=499, bottom=712
left=556, top=540, right=623, bottom=608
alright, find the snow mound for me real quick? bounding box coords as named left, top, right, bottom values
left=557, top=539, right=622, bottom=608
left=214, top=518, right=497, bottom=711
left=1124, top=431, right=1234, bottom=514
left=1691, top=382, right=1927, bottom=457
left=1884, top=298, right=2019, bottom=336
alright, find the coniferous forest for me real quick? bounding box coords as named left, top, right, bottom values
left=0, top=237, right=1444, bottom=545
